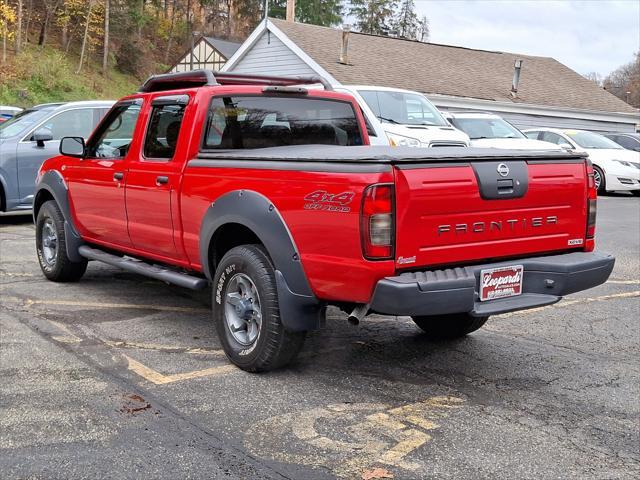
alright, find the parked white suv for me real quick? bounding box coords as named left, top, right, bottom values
left=334, top=85, right=470, bottom=147
left=524, top=128, right=640, bottom=195
left=443, top=111, right=560, bottom=150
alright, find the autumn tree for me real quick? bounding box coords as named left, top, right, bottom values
left=604, top=53, right=640, bottom=108
left=0, top=0, right=16, bottom=63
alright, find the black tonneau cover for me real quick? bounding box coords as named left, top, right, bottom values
left=196, top=145, right=586, bottom=164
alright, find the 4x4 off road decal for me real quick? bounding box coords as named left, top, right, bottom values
left=303, top=190, right=355, bottom=213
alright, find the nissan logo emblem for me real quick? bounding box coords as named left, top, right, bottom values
left=497, top=163, right=510, bottom=177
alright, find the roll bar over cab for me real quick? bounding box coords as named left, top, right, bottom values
left=33, top=71, right=614, bottom=372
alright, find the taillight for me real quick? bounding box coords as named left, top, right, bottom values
left=586, top=159, right=597, bottom=241
left=361, top=184, right=394, bottom=259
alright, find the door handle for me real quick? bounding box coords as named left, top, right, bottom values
left=113, top=172, right=124, bottom=181
left=156, top=176, right=169, bottom=186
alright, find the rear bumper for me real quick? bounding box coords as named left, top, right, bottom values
left=369, top=252, right=615, bottom=317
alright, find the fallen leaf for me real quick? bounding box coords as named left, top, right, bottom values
left=362, top=467, right=394, bottom=480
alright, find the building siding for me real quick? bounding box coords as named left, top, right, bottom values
left=229, top=31, right=316, bottom=77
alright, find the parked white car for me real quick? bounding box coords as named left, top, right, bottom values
left=333, top=85, right=470, bottom=147
left=443, top=111, right=560, bottom=150
left=524, top=128, right=640, bottom=195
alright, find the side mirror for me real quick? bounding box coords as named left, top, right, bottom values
left=559, top=143, right=574, bottom=151
left=33, top=128, right=54, bottom=147
left=60, top=136, right=86, bottom=158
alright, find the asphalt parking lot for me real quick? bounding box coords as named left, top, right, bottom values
left=1, top=194, right=639, bottom=480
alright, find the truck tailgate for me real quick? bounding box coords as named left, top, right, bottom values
left=394, top=159, right=588, bottom=268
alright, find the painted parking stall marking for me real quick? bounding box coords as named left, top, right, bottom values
left=245, top=396, right=464, bottom=479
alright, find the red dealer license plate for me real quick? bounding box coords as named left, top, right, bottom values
left=479, top=265, right=524, bottom=301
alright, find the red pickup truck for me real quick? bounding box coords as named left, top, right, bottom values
left=34, top=71, right=614, bottom=372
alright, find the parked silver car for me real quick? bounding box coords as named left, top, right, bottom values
left=0, top=101, right=114, bottom=212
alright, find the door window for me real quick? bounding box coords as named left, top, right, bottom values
left=614, top=135, right=639, bottom=150
left=28, top=108, right=95, bottom=141
left=143, top=103, right=186, bottom=160
left=86, top=103, right=142, bottom=159
left=540, top=131, right=565, bottom=145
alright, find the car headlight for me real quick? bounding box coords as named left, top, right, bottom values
left=386, top=132, right=421, bottom=147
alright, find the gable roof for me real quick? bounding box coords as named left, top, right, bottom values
left=203, top=37, right=241, bottom=59
left=265, top=18, right=636, bottom=115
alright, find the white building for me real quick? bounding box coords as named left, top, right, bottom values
left=223, top=18, right=639, bottom=133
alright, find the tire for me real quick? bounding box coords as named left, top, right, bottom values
left=35, top=200, right=88, bottom=282
left=212, top=245, right=306, bottom=372
left=411, top=313, right=488, bottom=339
left=593, top=165, right=606, bottom=194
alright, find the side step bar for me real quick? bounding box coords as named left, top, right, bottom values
left=78, top=246, right=208, bottom=290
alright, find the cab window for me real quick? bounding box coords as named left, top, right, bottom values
left=86, top=102, right=142, bottom=159
left=202, top=96, right=364, bottom=149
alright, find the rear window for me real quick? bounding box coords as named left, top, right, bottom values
left=202, top=96, right=364, bottom=149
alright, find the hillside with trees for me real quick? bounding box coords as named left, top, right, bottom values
left=0, top=0, right=429, bottom=106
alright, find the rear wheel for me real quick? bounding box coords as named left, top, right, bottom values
left=593, top=165, right=606, bottom=194
left=36, top=200, right=87, bottom=282
left=411, top=313, right=488, bottom=339
left=212, top=245, right=306, bottom=372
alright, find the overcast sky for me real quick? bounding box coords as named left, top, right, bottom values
left=415, top=0, right=639, bottom=77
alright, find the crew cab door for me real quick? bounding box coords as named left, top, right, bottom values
left=124, top=95, right=189, bottom=260
left=65, top=100, right=143, bottom=247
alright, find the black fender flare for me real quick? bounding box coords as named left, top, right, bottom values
left=200, top=190, right=324, bottom=332
left=33, top=171, right=84, bottom=263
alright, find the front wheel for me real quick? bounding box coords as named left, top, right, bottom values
left=411, top=313, right=488, bottom=339
left=36, top=200, right=87, bottom=282
left=212, top=245, right=306, bottom=372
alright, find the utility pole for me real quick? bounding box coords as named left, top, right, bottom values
left=286, top=0, right=295, bottom=22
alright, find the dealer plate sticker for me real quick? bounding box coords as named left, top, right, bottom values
left=480, top=265, right=524, bottom=301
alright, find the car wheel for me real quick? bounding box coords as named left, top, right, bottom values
left=411, top=313, right=488, bottom=339
left=593, top=165, right=606, bottom=194
left=36, top=200, right=88, bottom=282
left=213, top=245, right=306, bottom=372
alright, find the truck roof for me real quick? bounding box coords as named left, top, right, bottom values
left=138, top=70, right=334, bottom=93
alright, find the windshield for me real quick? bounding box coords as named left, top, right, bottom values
left=358, top=90, right=448, bottom=126
left=565, top=131, right=623, bottom=149
left=0, top=109, right=52, bottom=139
left=449, top=117, right=525, bottom=140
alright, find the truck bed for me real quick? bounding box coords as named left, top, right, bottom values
left=194, top=145, right=586, bottom=164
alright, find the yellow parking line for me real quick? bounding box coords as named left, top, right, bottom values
left=498, top=290, right=640, bottom=317
left=606, top=279, right=640, bottom=285
left=105, top=340, right=224, bottom=356
left=48, top=319, right=82, bottom=344
left=1, top=296, right=209, bottom=314
left=124, top=355, right=237, bottom=384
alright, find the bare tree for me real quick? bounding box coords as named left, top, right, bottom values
left=102, top=0, right=109, bottom=73
left=417, top=15, right=429, bottom=42
left=15, top=0, right=22, bottom=53
left=38, top=0, right=62, bottom=46
left=76, top=0, right=94, bottom=73
left=583, top=71, right=603, bottom=86
left=603, top=53, right=640, bottom=108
